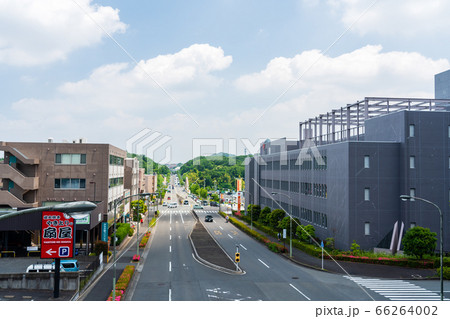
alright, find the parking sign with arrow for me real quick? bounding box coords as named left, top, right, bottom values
left=41, top=211, right=75, bottom=259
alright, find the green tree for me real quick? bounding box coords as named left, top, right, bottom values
left=199, top=188, right=208, bottom=199
left=267, top=209, right=285, bottom=230
left=131, top=199, right=147, bottom=222
left=250, top=204, right=261, bottom=221
left=277, top=216, right=291, bottom=232
left=296, top=224, right=316, bottom=243
left=402, top=226, right=437, bottom=259
left=259, top=206, right=271, bottom=225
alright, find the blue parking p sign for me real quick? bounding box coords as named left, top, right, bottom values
left=59, top=246, right=70, bottom=257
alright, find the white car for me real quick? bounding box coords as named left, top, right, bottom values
left=168, top=202, right=178, bottom=208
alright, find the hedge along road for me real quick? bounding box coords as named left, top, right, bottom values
left=127, top=203, right=382, bottom=301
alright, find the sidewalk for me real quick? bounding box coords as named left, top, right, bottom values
left=233, top=216, right=437, bottom=280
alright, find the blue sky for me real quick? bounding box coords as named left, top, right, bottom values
left=1, top=0, right=450, bottom=163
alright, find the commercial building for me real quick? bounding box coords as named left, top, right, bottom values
left=245, top=97, right=450, bottom=251
left=0, top=140, right=127, bottom=256
left=435, top=69, right=450, bottom=99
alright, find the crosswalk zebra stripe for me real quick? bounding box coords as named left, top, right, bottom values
left=344, top=276, right=443, bottom=301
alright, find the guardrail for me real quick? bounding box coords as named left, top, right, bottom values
left=0, top=251, right=15, bottom=258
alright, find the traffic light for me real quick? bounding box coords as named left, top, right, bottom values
left=235, top=252, right=240, bottom=263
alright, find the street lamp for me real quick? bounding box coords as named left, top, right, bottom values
left=400, top=194, right=444, bottom=301
left=112, top=192, right=151, bottom=301
left=272, top=192, right=293, bottom=258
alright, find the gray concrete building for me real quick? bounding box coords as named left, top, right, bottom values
left=246, top=97, right=450, bottom=251
left=0, top=140, right=127, bottom=256
left=435, top=69, right=450, bottom=99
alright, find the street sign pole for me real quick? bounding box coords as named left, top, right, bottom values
left=321, top=240, right=324, bottom=270
left=54, top=258, right=60, bottom=298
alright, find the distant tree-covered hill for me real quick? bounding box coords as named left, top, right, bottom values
left=127, top=153, right=170, bottom=176
left=180, top=153, right=248, bottom=191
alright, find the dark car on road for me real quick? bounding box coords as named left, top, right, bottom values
left=210, top=201, right=218, bottom=207
left=204, top=215, right=213, bottom=222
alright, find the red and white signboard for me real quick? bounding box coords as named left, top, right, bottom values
left=41, top=211, right=75, bottom=259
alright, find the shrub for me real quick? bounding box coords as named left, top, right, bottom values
left=139, top=231, right=151, bottom=247
left=94, top=240, right=108, bottom=256
left=350, top=240, right=361, bottom=256
left=402, top=226, right=437, bottom=259
left=114, top=223, right=131, bottom=246
left=439, top=266, right=450, bottom=280
left=107, top=265, right=135, bottom=301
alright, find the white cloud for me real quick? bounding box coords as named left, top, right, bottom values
left=0, top=0, right=127, bottom=66
left=234, top=45, right=449, bottom=97
left=328, top=0, right=450, bottom=37
left=4, top=43, right=449, bottom=162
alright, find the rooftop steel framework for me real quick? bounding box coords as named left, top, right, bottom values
left=299, top=97, right=450, bottom=145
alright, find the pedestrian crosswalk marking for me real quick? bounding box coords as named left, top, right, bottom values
left=160, top=210, right=219, bottom=214
left=344, top=276, right=445, bottom=301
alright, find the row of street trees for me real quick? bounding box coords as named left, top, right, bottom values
left=246, top=204, right=438, bottom=259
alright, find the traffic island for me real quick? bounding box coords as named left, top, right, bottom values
left=189, top=211, right=242, bottom=275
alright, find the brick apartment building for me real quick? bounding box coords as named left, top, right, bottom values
left=0, top=139, right=141, bottom=256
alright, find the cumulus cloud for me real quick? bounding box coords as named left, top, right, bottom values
left=0, top=0, right=127, bottom=66
left=4, top=43, right=449, bottom=162
left=234, top=45, right=449, bottom=97
left=328, top=0, right=450, bottom=37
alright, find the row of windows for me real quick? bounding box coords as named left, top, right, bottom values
left=54, top=178, right=86, bottom=189
left=260, top=156, right=328, bottom=171
left=300, top=208, right=328, bottom=229
left=109, top=177, right=124, bottom=188
left=110, top=155, right=124, bottom=166
left=55, top=154, right=86, bottom=165
left=259, top=179, right=327, bottom=198
left=301, top=182, right=327, bottom=198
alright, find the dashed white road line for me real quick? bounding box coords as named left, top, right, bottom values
left=258, top=259, right=270, bottom=268
left=289, top=283, right=311, bottom=300
left=239, top=244, right=247, bottom=250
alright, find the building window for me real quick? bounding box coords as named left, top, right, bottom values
left=410, top=222, right=416, bottom=229
left=448, top=126, right=450, bottom=138
left=55, top=154, right=86, bottom=164
left=364, top=188, right=370, bottom=201
left=410, top=156, right=415, bottom=169
left=109, top=155, right=124, bottom=166
left=410, top=188, right=416, bottom=201
left=54, top=178, right=86, bottom=189
left=365, top=222, right=370, bottom=235
left=109, top=177, right=124, bottom=188
left=364, top=155, right=370, bottom=168
left=409, top=124, right=415, bottom=137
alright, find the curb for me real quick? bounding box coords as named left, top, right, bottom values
left=189, top=210, right=244, bottom=275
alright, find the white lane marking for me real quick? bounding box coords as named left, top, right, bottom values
left=228, top=234, right=233, bottom=239
left=239, top=244, right=247, bottom=250
left=170, top=235, right=172, bottom=240
left=180, top=212, right=184, bottom=224
left=169, top=288, right=172, bottom=301
left=169, top=262, right=172, bottom=272
left=258, top=259, right=270, bottom=268
left=169, top=246, right=172, bottom=253
left=219, top=226, right=223, bottom=230
left=289, top=283, right=311, bottom=300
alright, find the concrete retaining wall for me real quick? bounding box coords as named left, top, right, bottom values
left=0, top=272, right=79, bottom=291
